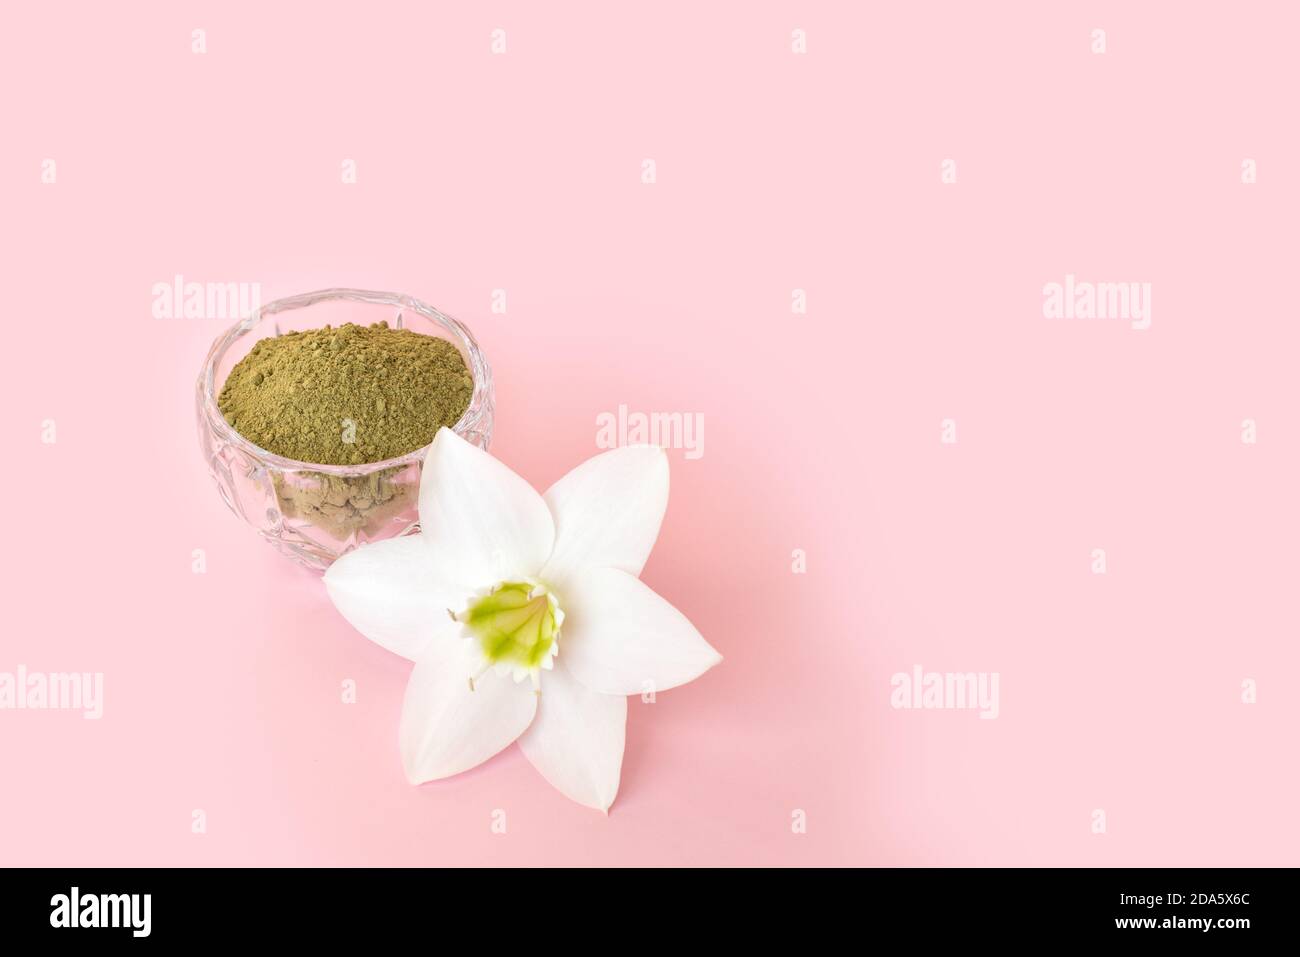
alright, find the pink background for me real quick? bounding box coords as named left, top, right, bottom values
left=2, top=2, right=1297, bottom=866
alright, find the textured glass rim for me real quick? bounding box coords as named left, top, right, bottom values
left=197, top=287, right=493, bottom=476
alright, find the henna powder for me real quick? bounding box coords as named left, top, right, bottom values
left=217, top=321, right=474, bottom=537
left=219, top=321, right=472, bottom=465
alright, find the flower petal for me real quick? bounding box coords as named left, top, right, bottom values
left=517, top=659, right=626, bottom=811
left=323, top=535, right=466, bottom=661
left=400, top=637, right=538, bottom=784
left=560, top=567, right=721, bottom=696
left=540, top=445, right=669, bottom=590
left=418, top=428, right=555, bottom=585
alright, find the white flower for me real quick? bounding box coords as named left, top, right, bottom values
left=323, top=427, right=721, bottom=811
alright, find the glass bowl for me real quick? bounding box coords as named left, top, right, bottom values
left=196, top=288, right=493, bottom=571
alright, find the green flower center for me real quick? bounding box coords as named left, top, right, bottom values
left=461, top=581, right=561, bottom=675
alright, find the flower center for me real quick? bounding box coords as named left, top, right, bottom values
left=458, top=580, right=562, bottom=681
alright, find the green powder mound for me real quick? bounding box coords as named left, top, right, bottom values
left=218, top=322, right=473, bottom=465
